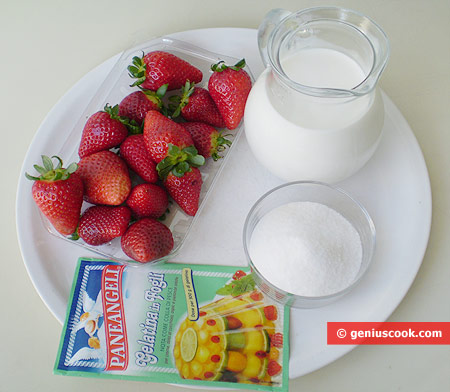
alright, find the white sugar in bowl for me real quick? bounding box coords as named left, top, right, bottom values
left=243, top=181, right=376, bottom=308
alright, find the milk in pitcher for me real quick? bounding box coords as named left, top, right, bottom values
left=244, top=47, right=384, bottom=183
left=245, top=7, right=389, bottom=183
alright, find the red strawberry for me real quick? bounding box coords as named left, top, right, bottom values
left=120, top=134, right=158, bottom=183
left=225, top=316, right=242, bottom=330
left=143, top=111, right=194, bottom=163
left=128, top=51, right=202, bottom=91
left=26, top=155, right=83, bottom=236
left=173, top=83, right=225, bottom=128
left=78, top=104, right=140, bottom=158
left=143, top=112, right=205, bottom=217
left=232, top=270, right=246, bottom=280
left=208, top=59, right=252, bottom=130
left=181, top=122, right=231, bottom=161
left=77, top=150, right=131, bottom=205
left=263, top=305, right=278, bottom=321
left=267, top=360, right=282, bottom=377
left=121, top=218, right=174, bottom=263
left=249, top=291, right=264, bottom=301
left=270, top=332, right=283, bottom=348
left=78, top=205, right=131, bottom=245
left=163, top=168, right=202, bottom=216
left=118, top=86, right=167, bottom=125
left=126, top=183, right=168, bottom=219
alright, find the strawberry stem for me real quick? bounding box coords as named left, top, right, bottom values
left=211, top=58, right=246, bottom=72
left=156, top=144, right=205, bottom=179
left=127, top=52, right=147, bottom=87
left=211, top=133, right=232, bottom=161
left=140, top=83, right=169, bottom=109
left=104, top=103, right=142, bottom=134
left=25, top=155, right=78, bottom=181
left=69, top=230, right=80, bottom=241
left=168, top=81, right=195, bottom=118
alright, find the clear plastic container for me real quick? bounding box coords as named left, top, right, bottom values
left=39, top=36, right=254, bottom=264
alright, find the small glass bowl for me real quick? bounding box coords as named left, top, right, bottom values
left=243, top=181, right=376, bottom=308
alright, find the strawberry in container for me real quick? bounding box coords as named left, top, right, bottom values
left=180, top=122, right=231, bottom=161
left=25, top=155, right=83, bottom=237
left=77, top=205, right=131, bottom=246
left=143, top=110, right=205, bottom=216
left=26, top=39, right=255, bottom=266
left=78, top=104, right=141, bottom=158
left=77, top=150, right=131, bottom=206
left=118, top=84, right=167, bottom=126
left=208, top=59, right=252, bottom=130
left=121, top=218, right=174, bottom=263
left=172, top=81, right=226, bottom=128
left=119, top=134, right=159, bottom=184
left=128, top=50, right=202, bottom=91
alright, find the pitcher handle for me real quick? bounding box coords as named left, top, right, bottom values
left=257, top=8, right=292, bottom=67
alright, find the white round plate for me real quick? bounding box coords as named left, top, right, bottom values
left=16, top=28, right=432, bottom=379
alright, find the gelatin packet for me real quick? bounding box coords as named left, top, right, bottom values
left=54, top=258, right=289, bottom=391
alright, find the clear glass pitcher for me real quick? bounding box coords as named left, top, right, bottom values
left=244, top=7, right=390, bottom=183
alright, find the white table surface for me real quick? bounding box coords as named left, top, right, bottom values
left=2, top=0, right=449, bottom=391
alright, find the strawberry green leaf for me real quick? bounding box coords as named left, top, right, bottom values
left=170, top=81, right=195, bottom=119
left=211, top=58, right=246, bottom=72
left=25, top=173, right=40, bottom=181
left=25, top=156, right=77, bottom=182
left=181, top=80, right=195, bottom=98
left=104, top=103, right=143, bottom=134
left=42, top=155, right=54, bottom=171
left=157, top=144, right=205, bottom=179
left=187, top=154, right=205, bottom=167
left=160, top=106, right=170, bottom=117
left=141, top=85, right=167, bottom=109
left=232, top=58, right=246, bottom=70
left=33, top=164, right=47, bottom=175
left=156, top=83, right=168, bottom=98
left=52, top=155, right=63, bottom=169
left=69, top=231, right=79, bottom=241
left=183, top=146, right=205, bottom=167
left=211, top=60, right=226, bottom=72
left=216, top=136, right=232, bottom=146
left=125, top=120, right=143, bottom=135
left=128, top=65, right=139, bottom=75
left=169, top=103, right=181, bottom=118
left=66, top=162, right=78, bottom=174
left=130, top=78, right=145, bottom=88
left=183, top=145, right=198, bottom=156
left=168, top=144, right=181, bottom=156
left=168, top=95, right=181, bottom=103
left=131, top=55, right=142, bottom=65
left=128, top=52, right=147, bottom=87
left=157, top=156, right=175, bottom=171
left=173, top=161, right=190, bottom=177
left=156, top=157, right=176, bottom=180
